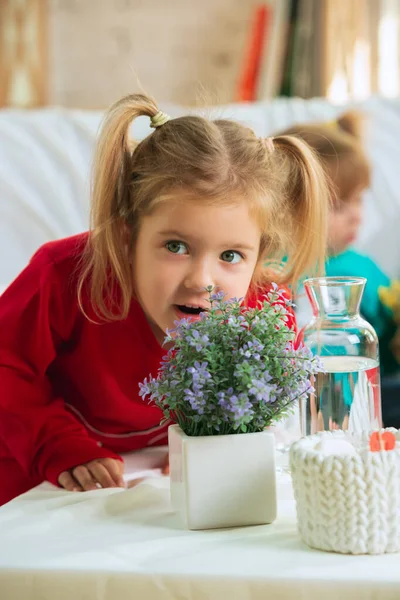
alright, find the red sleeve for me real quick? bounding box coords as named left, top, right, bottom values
left=0, top=248, right=121, bottom=487
left=246, top=284, right=298, bottom=338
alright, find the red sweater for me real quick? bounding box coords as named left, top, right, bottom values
left=0, top=233, right=296, bottom=505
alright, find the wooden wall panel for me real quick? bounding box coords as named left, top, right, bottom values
left=0, top=0, right=47, bottom=107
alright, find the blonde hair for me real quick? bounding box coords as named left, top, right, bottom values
left=78, top=93, right=329, bottom=321
left=278, top=111, right=371, bottom=202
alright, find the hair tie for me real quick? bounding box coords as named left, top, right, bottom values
left=150, top=110, right=171, bottom=129
left=325, top=119, right=338, bottom=129
left=260, top=136, right=275, bottom=153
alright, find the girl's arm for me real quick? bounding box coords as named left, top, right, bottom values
left=0, top=249, right=121, bottom=488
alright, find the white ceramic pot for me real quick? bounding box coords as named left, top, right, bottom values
left=168, top=424, right=277, bottom=530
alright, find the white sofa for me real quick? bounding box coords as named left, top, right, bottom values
left=1, top=96, right=400, bottom=292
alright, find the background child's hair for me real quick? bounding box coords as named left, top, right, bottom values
left=277, top=111, right=371, bottom=202
left=78, top=93, right=330, bottom=321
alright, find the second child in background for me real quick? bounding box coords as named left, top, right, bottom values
left=277, top=112, right=400, bottom=378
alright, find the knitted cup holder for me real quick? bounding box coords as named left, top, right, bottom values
left=289, top=429, right=400, bottom=555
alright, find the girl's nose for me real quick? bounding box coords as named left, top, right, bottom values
left=183, top=259, right=214, bottom=292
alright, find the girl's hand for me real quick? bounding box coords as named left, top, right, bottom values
left=58, top=457, right=125, bottom=492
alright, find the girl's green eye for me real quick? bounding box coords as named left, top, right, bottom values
left=166, top=241, right=187, bottom=254
left=221, top=250, right=242, bottom=264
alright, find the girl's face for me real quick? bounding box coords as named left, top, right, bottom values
left=133, top=198, right=261, bottom=344
left=328, top=187, right=364, bottom=255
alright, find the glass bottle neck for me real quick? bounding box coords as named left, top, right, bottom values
left=304, top=277, right=365, bottom=321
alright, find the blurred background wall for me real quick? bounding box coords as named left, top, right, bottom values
left=1, top=0, right=260, bottom=108
left=1, top=0, right=399, bottom=108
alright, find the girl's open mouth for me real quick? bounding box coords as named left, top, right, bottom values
left=175, top=305, right=207, bottom=316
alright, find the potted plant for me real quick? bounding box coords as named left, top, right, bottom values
left=140, top=286, right=321, bottom=530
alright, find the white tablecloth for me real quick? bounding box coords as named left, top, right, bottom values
left=1, top=448, right=400, bottom=600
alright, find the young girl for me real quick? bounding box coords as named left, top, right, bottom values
left=0, top=93, right=329, bottom=505
left=277, top=112, right=399, bottom=376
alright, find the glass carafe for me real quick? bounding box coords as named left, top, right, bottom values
left=301, top=277, right=382, bottom=435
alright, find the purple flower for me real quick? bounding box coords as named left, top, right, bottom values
left=210, top=291, right=226, bottom=301
left=248, top=378, right=276, bottom=403
left=297, top=378, right=315, bottom=397
left=227, top=314, right=246, bottom=329
left=186, top=330, right=210, bottom=352
left=187, top=361, right=211, bottom=382
left=216, top=388, right=254, bottom=427
left=239, top=339, right=264, bottom=359
left=184, top=387, right=207, bottom=414
left=138, top=376, right=160, bottom=402
left=138, top=378, right=150, bottom=399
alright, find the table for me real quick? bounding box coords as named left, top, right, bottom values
left=1, top=448, right=400, bottom=600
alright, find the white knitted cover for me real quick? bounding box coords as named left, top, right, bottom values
left=289, top=430, right=400, bottom=555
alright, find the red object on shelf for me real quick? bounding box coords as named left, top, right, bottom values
left=236, top=4, right=271, bottom=102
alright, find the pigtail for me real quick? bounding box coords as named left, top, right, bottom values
left=272, top=135, right=330, bottom=287
left=78, top=94, right=159, bottom=320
